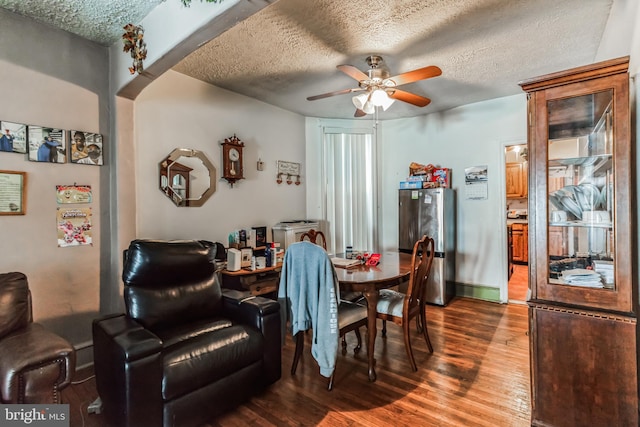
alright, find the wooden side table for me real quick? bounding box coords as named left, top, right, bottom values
left=220, top=263, right=282, bottom=298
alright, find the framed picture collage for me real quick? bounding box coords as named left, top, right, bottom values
left=0, top=120, right=103, bottom=166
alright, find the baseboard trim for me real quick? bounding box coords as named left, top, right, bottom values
left=455, top=283, right=501, bottom=303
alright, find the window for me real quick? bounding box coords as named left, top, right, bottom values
left=322, top=128, right=378, bottom=255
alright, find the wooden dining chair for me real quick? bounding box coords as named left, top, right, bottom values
left=279, top=241, right=367, bottom=390
left=291, top=300, right=367, bottom=390
left=299, top=229, right=327, bottom=250
left=300, top=228, right=364, bottom=348
left=376, top=235, right=435, bottom=371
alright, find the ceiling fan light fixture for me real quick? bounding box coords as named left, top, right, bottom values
left=370, top=88, right=386, bottom=104
left=371, top=89, right=395, bottom=111
left=362, top=100, right=376, bottom=114
left=352, top=92, right=370, bottom=110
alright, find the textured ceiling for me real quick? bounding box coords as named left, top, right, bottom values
left=173, top=0, right=613, bottom=119
left=0, top=0, right=615, bottom=120
left=0, top=0, right=164, bottom=46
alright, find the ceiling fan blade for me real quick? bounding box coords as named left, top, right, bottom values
left=306, top=87, right=363, bottom=101
left=337, top=64, right=369, bottom=82
left=388, top=89, right=432, bottom=107
left=385, top=65, right=442, bottom=87
left=354, top=108, right=367, bottom=117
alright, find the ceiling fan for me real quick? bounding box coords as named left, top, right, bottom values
left=306, top=55, right=442, bottom=117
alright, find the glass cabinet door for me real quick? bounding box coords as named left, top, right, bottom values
left=547, top=90, right=614, bottom=290
left=523, top=58, right=631, bottom=314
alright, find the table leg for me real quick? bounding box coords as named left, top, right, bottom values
left=363, top=288, right=378, bottom=381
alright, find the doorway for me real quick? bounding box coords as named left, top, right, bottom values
left=505, top=143, right=529, bottom=304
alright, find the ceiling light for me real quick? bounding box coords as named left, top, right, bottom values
left=352, top=93, right=369, bottom=109
left=353, top=90, right=394, bottom=115
left=371, top=89, right=395, bottom=111
left=370, top=89, right=387, bottom=104
left=352, top=93, right=375, bottom=114
left=362, top=100, right=375, bottom=114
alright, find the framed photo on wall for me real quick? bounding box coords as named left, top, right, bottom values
left=0, top=170, right=26, bottom=215
left=0, top=121, right=28, bottom=154
left=28, top=126, right=67, bottom=163
left=70, top=130, right=103, bottom=166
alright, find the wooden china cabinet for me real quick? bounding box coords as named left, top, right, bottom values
left=520, top=56, right=636, bottom=427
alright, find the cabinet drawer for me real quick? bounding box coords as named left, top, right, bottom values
left=248, top=280, right=278, bottom=296
left=221, top=270, right=280, bottom=297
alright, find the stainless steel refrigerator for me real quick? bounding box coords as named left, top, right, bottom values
left=398, top=188, right=456, bottom=305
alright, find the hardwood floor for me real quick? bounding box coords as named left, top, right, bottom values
left=508, top=264, right=529, bottom=303
left=63, top=297, right=530, bottom=427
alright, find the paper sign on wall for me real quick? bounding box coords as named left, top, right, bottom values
left=57, top=207, right=92, bottom=247
left=56, top=185, right=92, bottom=204
left=465, top=165, right=488, bottom=200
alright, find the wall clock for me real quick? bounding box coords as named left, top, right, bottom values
left=221, top=134, right=245, bottom=186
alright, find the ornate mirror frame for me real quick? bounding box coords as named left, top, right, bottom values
left=159, top=148, right=216, bottom=207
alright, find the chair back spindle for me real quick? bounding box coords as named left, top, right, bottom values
left=299, top=229, right=327, bottom=250
left=405, top=236, right=435, bottom=321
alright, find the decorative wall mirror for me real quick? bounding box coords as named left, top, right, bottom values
left=159, top=148, right=216, bottom=207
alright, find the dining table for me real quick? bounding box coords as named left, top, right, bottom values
left=334, top=251, right=413, bottom=381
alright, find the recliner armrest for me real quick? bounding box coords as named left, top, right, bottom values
left=93, top=314, right=162, bottom=361
left=221, top=289, right=279, bottom=328
left=92, top=314, right=163, bottom=427
left=0, top=323, right=75, bottom=404
left=221, top=289, right=281, bottom=384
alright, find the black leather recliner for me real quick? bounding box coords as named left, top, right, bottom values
left=0, top=272, right=76, bottom=404
left=92, top=239, right=281, bottom=427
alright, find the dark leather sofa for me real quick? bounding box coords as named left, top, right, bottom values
left=0, top=272, right=75, bottom=404
left=92, top=239, right=281, bottom=427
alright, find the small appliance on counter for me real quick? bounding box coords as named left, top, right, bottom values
left=507, top=209, right=528, bottom=220
left=240, top=248, right=253, bottom=268
left=226, top=248, right=241, bottom=271
left=272, top=220, right=320, bottom=251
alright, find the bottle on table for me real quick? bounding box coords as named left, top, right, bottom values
left=270, top=243, right=277, bottom=266
left=265, top=244, right=272, bottom=267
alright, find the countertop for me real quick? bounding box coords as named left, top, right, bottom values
left=507, top=218, right=528, bottom=225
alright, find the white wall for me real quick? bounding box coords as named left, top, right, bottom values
left=134, top=70, right=306, bottom=243
left=379, top=95, right=526, bottom=294
left=0, top=9, right=108, bottom=366
left=306, top=95, right=526, bottom=300
left=596, top=0, right=639, bottom=67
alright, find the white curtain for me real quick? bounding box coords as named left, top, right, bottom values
left=322, top=128, right=377, bottom=255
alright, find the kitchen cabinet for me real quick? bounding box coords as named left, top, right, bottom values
left=520, top=56, right=636, bottom=426
left=507, top=225, right=513, bottom=279
left=506, top=162, right=527, bottom=198
left=511, top=223, right=528, bottom=263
